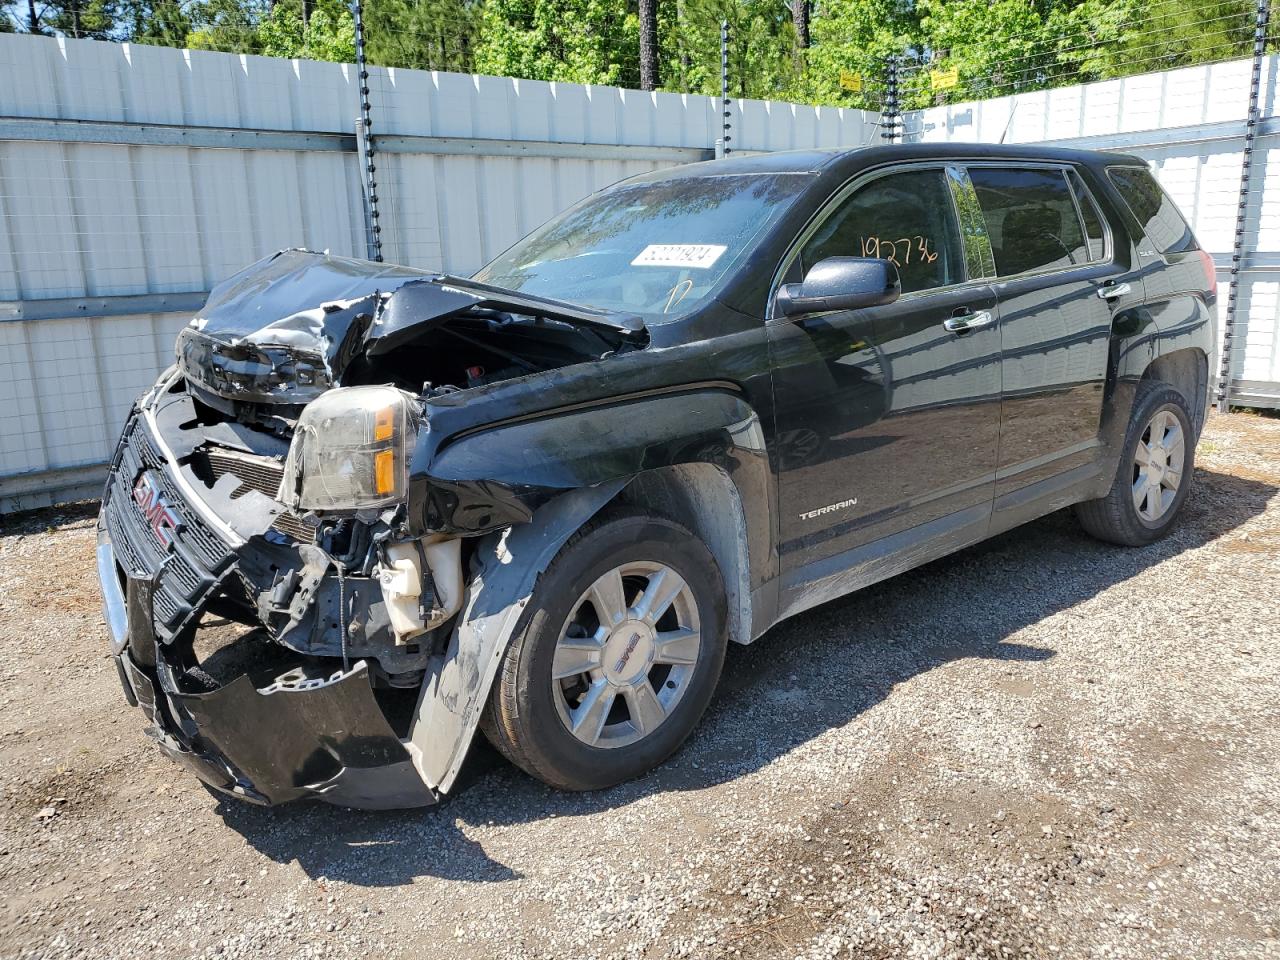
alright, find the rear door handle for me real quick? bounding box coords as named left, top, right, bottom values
left=943, top=309, right=995, bottom=334
left=1096, top=282, right=1131, bottom=300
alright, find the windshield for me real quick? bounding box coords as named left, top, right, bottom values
left=473, top=173, right=812, bottom=321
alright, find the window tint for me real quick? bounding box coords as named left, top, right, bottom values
left=1067, top=169, right=1107, bottom=262
left=799, top=169, right=965, bottom=295
left=1107, top=166, right=1197, bottom=254
left=969, top=167, right=1088, bottom=277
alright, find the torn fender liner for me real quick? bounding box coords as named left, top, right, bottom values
left=147, top=657, right=435, bottom=809
left=409, top=479, right=629, bottom=792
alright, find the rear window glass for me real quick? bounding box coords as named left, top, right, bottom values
left=968, top=168, right=1088, bottom=277
left=1067, top=169, right=1108, bottom=262
left=799, top=169, right=965, bottom=295
left=1107, top=166, right=1197, bottom=254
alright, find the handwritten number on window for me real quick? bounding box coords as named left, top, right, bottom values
left=859, top=235, right=938, bottom=266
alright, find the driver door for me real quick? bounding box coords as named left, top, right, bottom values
left=768, top=165, right=1001, bottom=612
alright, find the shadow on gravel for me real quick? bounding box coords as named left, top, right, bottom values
left=213, top=466, right=1276, bottom=885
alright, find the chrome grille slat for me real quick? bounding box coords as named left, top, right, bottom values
left=104, top=414, right=235, bottom=643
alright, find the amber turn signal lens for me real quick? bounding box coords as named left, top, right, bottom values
left=374, top=406, right=395, bottom=442
left=374, top=448, right=395, bottom=495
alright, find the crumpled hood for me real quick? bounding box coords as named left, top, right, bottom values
left=178, top=249, right=645, bottom=405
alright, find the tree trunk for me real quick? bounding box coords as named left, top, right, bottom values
left=302, top=0, right=314, bottom=26
left=26, top=0, right=39, bottom=32
left=793, top=0, right=809, bottom=49
left=638, top=0, right=658, bottom=90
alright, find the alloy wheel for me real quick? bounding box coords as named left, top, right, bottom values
left=1132, top=409, right=1185, bottom=523
left=551, top=562, right=702, bottom=749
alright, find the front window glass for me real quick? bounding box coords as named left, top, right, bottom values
left=969, top=167, right=1088, bottom=277
left=799, top=169, right=966, bottom=295
left=474, top=173, right=812, bottom=321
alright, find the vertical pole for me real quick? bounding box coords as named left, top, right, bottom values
left=716, top=20, right=732, bottom=159
left=351, top=0, right=382, bottom=263
left=881, top=56, right=900, bottom=143
left=1219, top=0, right=1271, bottom=412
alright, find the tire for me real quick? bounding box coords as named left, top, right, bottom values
left=480, top=507, right=728, bottom=791
left=1074, top=378, right=1196, bottom=546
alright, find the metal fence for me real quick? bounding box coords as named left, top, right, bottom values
left=0, top=32, right=876, bottom=512
left=1, top=31, right=1279, bottom=513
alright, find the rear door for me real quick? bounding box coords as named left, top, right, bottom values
left=964, top=164, right=1142, bottom=515
left=768, top=164, right=1001, bottom=604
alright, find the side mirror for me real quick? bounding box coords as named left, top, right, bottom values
left=775, top=257, right=902, bottom=317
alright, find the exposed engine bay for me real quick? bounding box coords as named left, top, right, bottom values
left=97, top=249, right=648, bottom=808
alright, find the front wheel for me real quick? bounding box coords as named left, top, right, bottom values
left=480, top=507, right=727, bottom=791
left=1075, top=379, right=1197, bottom=546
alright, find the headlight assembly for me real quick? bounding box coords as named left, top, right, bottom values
left=278, top=385, right=420, bottom=513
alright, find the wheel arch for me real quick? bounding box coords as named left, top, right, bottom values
left=1142, top=347, right=1209, bottom=437
left=618, top=463, right=754, bottom=647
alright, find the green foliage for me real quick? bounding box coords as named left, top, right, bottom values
left=795, top=0, right=917, bottom=108
left=257, top=0, right=354, bottom=61
left=662, top=0, right=796, bottom=100
left=6, top=0, right=1263, bottom=109
left=364, top=0, right=480, bottom=72
left=42, top=0, right=124, bottom=38
left=473, top=0, right=639, bottom=86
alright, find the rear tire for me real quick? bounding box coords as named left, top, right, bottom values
left=1075, top=379, right=1196, bottom=546
left=480, top=507, right=727, bottom=791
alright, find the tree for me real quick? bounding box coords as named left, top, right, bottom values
left=663, top=0, right=795, bottom=99
left=791, top=0, right=808, bottom=49
left=793, top=0, right=917, bottom=108
left=473, top=0, right=640, bottom=86
left=183, top=0, right=263, bottom=52
left=257, top=0, right=354, bottom=60
left=364, top=0, right=481, bottom=73
left=41, top=0, right=123, bottom=37
left=914, top=0, right=1063, bottom=105
left=639, top=0, right=658, bottom=88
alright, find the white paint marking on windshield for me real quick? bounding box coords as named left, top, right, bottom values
left=631, top=244, right=727, bottom=269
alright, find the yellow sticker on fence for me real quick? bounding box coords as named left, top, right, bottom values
left=930, top=66, right=959, bottom=90
left=839, top=69, right=863, bottom=93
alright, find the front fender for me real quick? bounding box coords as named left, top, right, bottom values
left=407, top=388, right=772, bottom=543
left=406, top=480, right=627, bottom=793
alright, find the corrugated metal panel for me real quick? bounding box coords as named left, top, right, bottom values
left=0, top=33, right=881, bottom=511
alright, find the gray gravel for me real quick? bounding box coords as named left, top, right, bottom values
left=2, top=410, right=1278, bottom=960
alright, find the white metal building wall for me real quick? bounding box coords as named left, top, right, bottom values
left=0, top=33, right=876, bottom=512
left=904, top=55, right=1280, bottom=410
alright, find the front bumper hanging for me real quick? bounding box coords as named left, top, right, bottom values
left=97, top=412, right=437, bottom=809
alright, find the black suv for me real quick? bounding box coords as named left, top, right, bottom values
left=97, top=144, right=1216, bottom=809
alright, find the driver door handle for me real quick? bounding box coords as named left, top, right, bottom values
left=943, top=309, right=995, bottom=334
left=1097, top=282, right=1131, bottom=300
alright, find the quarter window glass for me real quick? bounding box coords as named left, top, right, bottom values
left=799, top=170, right=965, bottom=295
left=969, top=168, right=1087, bottom=277
left=1067, top=170, right=1107, bottom=262
left=1108, top=166, right=1197, bottom=254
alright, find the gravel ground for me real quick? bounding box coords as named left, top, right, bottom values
left=1, top=411, right=1278, bottom=960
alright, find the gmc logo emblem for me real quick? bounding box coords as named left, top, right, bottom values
left=132, top=473, right=181, bottom=548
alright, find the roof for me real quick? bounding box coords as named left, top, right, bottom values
left=633, top=142, right=1146, bottom=181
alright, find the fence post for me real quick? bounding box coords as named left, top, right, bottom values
left=881, top=56, right=901, bottom=143
left=351, top=0, right=382, bottom=263
left=715, top=20, right=733, bottom=159
left=1219, top=0, right=1272, bottom=412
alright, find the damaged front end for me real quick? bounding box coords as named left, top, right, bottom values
left=97, top=250, right=646, bottom=808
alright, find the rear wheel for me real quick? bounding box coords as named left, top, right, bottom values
left=1075, top=379, right=1196, bottom=546
left=480, top=508, right=727, bottom=791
